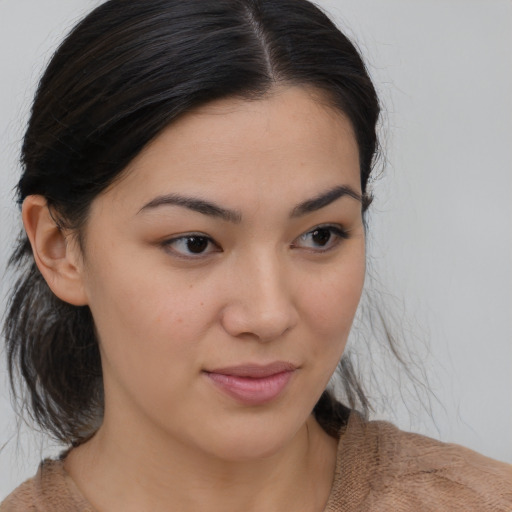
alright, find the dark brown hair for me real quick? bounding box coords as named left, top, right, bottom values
left=4, top=0, right=380, bottom=445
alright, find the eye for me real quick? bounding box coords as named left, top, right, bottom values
left=292, top=225, right=348, bottom=252
left=162, top=234, right=220, bottom=259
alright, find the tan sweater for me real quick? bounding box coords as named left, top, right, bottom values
left=2, top=413, right=511, bottom=511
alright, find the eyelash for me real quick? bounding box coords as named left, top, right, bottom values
left=291, top=225, right=349, bottom=252
left=161, top=225, right=348, bottom=260
left=161, top=233, right=220, bottom=259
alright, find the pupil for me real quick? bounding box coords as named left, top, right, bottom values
left=312, top=229, right=331, bottom=246
left=186, top=236, right=208, bottom=253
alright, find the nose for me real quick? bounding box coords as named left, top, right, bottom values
left=220, top=254, right=299, bottom=343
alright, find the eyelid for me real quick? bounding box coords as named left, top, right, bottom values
left=159, top=224, right=348, bottom=260
left=161, top=232, right=221, bottom=259
left=291, top=224, right=349, bottom=252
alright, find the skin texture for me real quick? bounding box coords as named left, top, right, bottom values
left=23, top=86, right=365, bottom=512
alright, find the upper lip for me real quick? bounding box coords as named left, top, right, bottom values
left=205, top=362, right=298, bottom=378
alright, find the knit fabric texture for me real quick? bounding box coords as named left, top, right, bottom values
left=2, top=412, right=511, bottom=511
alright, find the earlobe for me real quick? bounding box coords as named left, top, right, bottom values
left=22, top=195, right=88, bottom=306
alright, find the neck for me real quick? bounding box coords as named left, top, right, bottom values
left=65, top=413, right=338, bottom=512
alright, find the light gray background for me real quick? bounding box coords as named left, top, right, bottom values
left=1, top=0, right=511, bottom=500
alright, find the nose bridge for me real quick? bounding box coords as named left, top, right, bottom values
left=250, top=250, right=289, bottom=310
left=221, top=248, right=298, bottom=342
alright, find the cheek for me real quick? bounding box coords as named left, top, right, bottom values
left=83, top=252, right=218, bottom=378
left=306, top=275, right=362, bottom=322
left=299, top=253, right=365, bottom=355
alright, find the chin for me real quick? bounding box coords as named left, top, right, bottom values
left=193, top=410, right=309, bottom=463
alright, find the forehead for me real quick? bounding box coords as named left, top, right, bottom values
left=97, top=86, right=361, bottom=211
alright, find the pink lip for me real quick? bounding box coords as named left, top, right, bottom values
left=204, top=362, right=297, bottom=406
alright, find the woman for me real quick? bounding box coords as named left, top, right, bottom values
left=1, top=0, right=511, bottom=510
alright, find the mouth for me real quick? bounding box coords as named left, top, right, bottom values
left=203, top=362, right=298, bottom=406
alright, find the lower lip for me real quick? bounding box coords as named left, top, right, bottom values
left=204, top=371, right=295, bottom=406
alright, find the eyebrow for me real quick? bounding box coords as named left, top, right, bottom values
left=138, top=194, right=243, bottom=223
left=138, top=185, right=361, bottom=223
left=291, top=185, right=362, bottom=217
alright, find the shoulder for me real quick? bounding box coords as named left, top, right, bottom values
left=328, top=413, right=512, bottom=511
left=0, top=459, right=94, bottom=512
left=0, top=477, right=39, bottom=512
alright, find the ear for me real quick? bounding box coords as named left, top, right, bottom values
left=22, top=195, right=88, bottom=306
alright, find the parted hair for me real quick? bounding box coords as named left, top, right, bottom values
left=4, top=0, right=380, bottom=445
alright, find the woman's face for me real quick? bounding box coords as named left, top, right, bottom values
left=79, top=86, right=365, bottom=460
